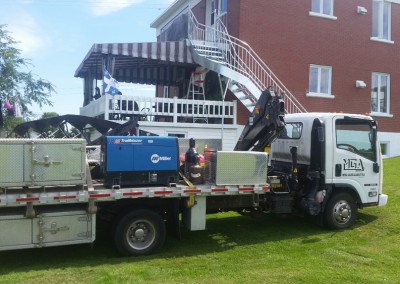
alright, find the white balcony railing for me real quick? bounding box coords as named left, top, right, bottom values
left=80, top=95, right=237, bottom=124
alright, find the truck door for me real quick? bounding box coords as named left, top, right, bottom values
left=332, top=117, right=381, bottom=205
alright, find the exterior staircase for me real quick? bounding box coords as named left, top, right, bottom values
left=187, top=10, right=307, bottom=114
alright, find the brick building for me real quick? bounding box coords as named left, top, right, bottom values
left=151, top=0, right=400, bottom=157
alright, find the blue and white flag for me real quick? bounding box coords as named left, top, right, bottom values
left=103, top=68, right=121, bottom=96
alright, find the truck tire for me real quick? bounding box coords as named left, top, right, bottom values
left=324, top=192, right=357, bottom=230
left=113, top=209, right=166, bottom=256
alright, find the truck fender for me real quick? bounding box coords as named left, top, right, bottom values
left=323, top=184, right=362, bottom=209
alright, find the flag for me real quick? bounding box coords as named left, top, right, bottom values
left=103, top=68, right=121, bottom=96
left=14, top=102, right=22, bottom=117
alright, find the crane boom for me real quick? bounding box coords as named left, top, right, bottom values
left=234, top=89, right=285, bottom=151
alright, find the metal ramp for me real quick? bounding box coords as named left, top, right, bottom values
left=187, top=10, right=307, bottom=114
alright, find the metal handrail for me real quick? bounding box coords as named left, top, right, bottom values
left=188, top=10, right=307, bottom=114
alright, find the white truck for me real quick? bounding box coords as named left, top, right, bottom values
left=0, top=91, right=388, bottom=256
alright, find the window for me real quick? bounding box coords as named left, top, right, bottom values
left=279, top=122, right=303, bottom=139
left=210, top=0, right=216, bottom=25
left=372, top=0, right=392, bottom=42
left=168, top=133, right=186, bottom=138
left=310, top=0, right=336, bottom=19
left=371, top=73, right=390, bottom=114
left=221, top=0, right=228, bottom=13
left=308, top=65, right=332, bottom=97
left=163, top=86, right=169, bottom=98
left=336, top=119, right=376, bottom=161
left=380, top=142, right=389, bottom=157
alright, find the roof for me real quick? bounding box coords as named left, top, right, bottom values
left=74, top=40, right=196, bottom=83
left=150, top=0, right=187, bottom=29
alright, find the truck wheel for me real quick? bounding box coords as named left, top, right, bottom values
left=113, top=209, right=166, bottom=256
left=324, top=192, right=357, bottom=230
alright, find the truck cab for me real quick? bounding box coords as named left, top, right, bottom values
left=269, top=113, right=388, bottom=229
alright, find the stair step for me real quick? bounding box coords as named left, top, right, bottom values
left=196, top=50, right=222, bottom=56
left=232, top=87, right=248, bottom=93
left=192, top=44, right=220, bottom=50
left=245, top=102, right=257, bottom=107
left=194, top=47, right=221, bottom=53
left=238, top=95, right=255, bottom=101
left=197, top=54, right=224, bottom=60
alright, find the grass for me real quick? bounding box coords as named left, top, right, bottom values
left=0, top=158, right=399, bottom=283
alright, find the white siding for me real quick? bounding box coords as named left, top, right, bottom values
left=138, top=121, right=244, bottom=150
left=378, top=131, right=400, bottom=158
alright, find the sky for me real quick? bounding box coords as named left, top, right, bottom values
left=0, top=0, right=175, bottom=117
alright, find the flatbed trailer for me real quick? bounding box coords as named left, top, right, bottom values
left=0, top=182, right=271, bottom=256
left=0, top=137, right=272, bottom=256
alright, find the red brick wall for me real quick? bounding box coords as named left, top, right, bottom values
left=227, top=0, right=240, bottom=38
left=235, top=0, right=400, bottom=132
left=193, top=0, right=206, bottom=25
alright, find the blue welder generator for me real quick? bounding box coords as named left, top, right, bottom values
left=102, top=136, right=180, bottom=188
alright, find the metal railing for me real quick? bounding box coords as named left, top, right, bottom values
left=188, top=10, right=307, bottom=114
left=80, top=95, right=236, bottom=124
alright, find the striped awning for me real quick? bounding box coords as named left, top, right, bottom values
left=75, top=40, right=195, bottom=84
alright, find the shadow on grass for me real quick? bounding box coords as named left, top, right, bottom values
left=0, top=210, right=378, bottom=274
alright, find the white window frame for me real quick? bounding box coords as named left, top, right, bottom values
left=380, top=141, right=390, bottom=158
left=371, top=0, right=393, bottom=43
left=167, top=132, right=187, bottom=138
left=307, top=65, right=334, bottom=98
left=309, top=0, right=337, bottom=20
left=163, top=86, right=169, bottom=98
left=370, top=72, right=392, bottom=116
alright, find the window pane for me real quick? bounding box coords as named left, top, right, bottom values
left=383, top=3, right=389, bottom=39
left=371, top=74, right=379, bottom=112
left=380, top=75, right=388, bottom=113
left=221, top=0, right=228, bottom=12
left=312, top=0, right=320, bottom=13
left=380, top=143, right=387, bottom=156
left=211, top=0, right=215, bottom=25
left=322, top=0, right=332, bottom=15
left=372, top=1, right=380, bottom=37
left=372, top=1, right=391, bottom=40
left=309, top=67, right=318, bottom=93
left=371, top=73, right=389, bottom=114
left=320, top=68, right=330, bottom=94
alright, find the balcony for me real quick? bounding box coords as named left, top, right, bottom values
left=80, top=94, right=237, bottom=125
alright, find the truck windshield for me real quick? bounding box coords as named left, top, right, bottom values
left=335, top=119, right=375, bottom=161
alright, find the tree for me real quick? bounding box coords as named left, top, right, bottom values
left=0, top=25, right=54, bottom=123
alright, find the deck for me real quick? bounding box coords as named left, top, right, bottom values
left=80, top=94, right=237, bottom=125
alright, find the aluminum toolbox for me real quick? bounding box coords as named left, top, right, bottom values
left=0, top=139, right=86, bottom=187
left=216, top=151, right=269, bottom=185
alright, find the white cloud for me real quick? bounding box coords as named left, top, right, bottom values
left=88, top=0, right=145, bottom=17
left=7, top=13, right=50, bottom=58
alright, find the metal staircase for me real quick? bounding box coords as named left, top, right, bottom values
left=187, top=10, right=307, bottom=114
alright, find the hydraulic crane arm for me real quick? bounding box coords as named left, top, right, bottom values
left=234, top=89, right=285, bottom=152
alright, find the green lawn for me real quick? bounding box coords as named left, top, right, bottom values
left=0, top=158, right=399, bottom=284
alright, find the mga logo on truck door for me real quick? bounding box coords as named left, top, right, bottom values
left=342, top=159, right=365, bottom=176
